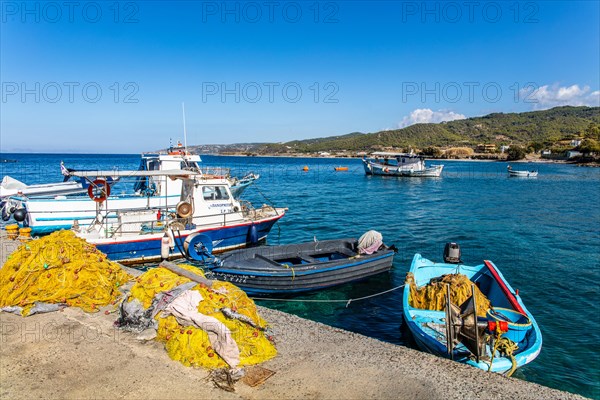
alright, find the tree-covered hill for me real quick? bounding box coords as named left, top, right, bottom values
left=253, top=106, right=599, bottom=153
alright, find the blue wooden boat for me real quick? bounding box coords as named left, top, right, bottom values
left=204, top=237, right=395, bottom=295
left=403, top=248, right=542, bottom=375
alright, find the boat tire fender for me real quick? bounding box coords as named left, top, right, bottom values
left=88, top=179, right=110, bottom=203
left=184, top=233, right=213, bottom=261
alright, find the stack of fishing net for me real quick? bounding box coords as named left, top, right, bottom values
left=0, top=230, right=131, bottom=315
left=129, top=264, right=277, bottom=369
left=406, top=272, right=491, bottom=317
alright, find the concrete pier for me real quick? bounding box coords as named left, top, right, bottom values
left=0, top=231, right=21, bottom=265
left=0, top=304, right=585, bottom=399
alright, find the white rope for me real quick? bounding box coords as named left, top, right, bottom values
left=252, top=284, right=405, bottom=308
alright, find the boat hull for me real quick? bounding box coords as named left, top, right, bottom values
left=208, top=238, right=395, bottom=295
left=402, top=254, right=542, bottom=374
left=508, top=170, right=538, bottom=177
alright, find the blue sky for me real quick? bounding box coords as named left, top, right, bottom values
left=1, top=0, right=599, bottom=153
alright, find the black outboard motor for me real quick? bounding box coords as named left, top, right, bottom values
left=443, top=242, right=462, bottom=264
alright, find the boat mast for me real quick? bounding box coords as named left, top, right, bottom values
left=182, top=102, right=188, bottom=155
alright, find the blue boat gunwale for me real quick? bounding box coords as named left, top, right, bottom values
left=402, top=253, right=543, bottom=373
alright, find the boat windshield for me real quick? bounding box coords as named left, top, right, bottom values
left=180, top=160, right=200, bottom=171
left=133, top=158, right=159, bottom=194
left=202, top=185, right=229, bottom=201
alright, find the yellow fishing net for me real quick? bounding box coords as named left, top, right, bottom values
left=129, top=264, right=277, bottom=369
left=0, top=230, right=131, bottom=315
left=406, top=272, right=491, bottom=317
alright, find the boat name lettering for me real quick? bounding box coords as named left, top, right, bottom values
left=212, top=272, right=253, bottom=284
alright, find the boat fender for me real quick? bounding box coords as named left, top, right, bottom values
left=1, top=204, right=10, bottom=221
left=160, top=233, right=170, bottom=260
left=176, top=201, right=193, bottom=218
left=248, top=224, right=258, bottom=245
left=13, top=208, right=27, bottom=222
left=184, top=233, right=213, bottom=261
left=87, top=179, right=110, bottom=203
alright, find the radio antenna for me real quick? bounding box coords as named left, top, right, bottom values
left=182, top=102, right=188, bottom=154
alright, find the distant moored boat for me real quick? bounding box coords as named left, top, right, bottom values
left=363, top=152, right=443, bottom=177
left=507, top=165, right=538, bottom=177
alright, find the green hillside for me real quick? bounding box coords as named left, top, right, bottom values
left=255, top=106, right=599, bottom=153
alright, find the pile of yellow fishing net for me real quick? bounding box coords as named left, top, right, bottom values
left=129, top=264, right=277, bottom=369
left=0, top=230, right=131, bottom=315
left=406, top=272, right=491, bottom=317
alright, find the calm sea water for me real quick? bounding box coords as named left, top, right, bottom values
left=2, top=153, right=599, bottom=398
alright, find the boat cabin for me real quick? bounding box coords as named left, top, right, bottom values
left=180, top=177, right=245, bottom=226
left=134, top=153, right=203, bottom=197
left=370, top=152, right=424, bottom=167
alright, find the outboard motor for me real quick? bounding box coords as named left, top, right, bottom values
left=443, top=242, right=462, bottom=264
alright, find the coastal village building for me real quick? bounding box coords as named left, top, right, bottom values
left=475, top=144, right=497, bottom=153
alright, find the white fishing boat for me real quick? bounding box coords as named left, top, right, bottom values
left=3, top=149, right=260, bottom=234
left=71, top=169, right=286, bottom=265
left=507, top=166, right=538, bottom=177
left=0, top=175, right=86, bottom=199
left=229, top=172, right=260, bottom=197
left=363, top=152, right=444, bottom=177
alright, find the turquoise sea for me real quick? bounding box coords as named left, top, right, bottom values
left=1, top=153, right=599, bottom=398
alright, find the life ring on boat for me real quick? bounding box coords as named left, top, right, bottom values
left=87, top=179, right=110, bottom=203
left=384, top=167, right=390, bottom=173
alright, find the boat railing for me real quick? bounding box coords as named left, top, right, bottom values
left=80, top=205, right=253, bottom=238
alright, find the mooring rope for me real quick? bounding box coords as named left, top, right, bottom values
left=251, top=284, right=405, bottom=307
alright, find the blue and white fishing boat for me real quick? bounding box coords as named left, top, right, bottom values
left=3, top=149, right=259, bottom=235
left=201, top=232, right=395, bottom=295
left=72, top=169, right=285, bottom=265
left=363, top=152, right=443, bottom=177
left=403, top=244, right=542, bottom=375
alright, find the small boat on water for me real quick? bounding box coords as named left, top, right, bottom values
left=334, top=166, right=349, bottom=171
left=363, top=152, right=443, bottom=177
left=507, top=165, right=538, bottom=177
left=228, top=172, right=260, bottom=197
left=403, top=243, right=542, bottom=375
left=201, top=231, right=396, bottom=295
left=0, top=175, right=87, bottom=200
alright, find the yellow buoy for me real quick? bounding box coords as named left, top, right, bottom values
left=18, top=227, right=32, bottom=242
left=5, top=224, right=18, bottom=240
left=302, top=166, right=309, bottom=171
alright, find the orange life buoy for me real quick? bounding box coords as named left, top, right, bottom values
left=384, top=167, right=390, bottom=173
left=88, top=179, right=110, bottom=203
